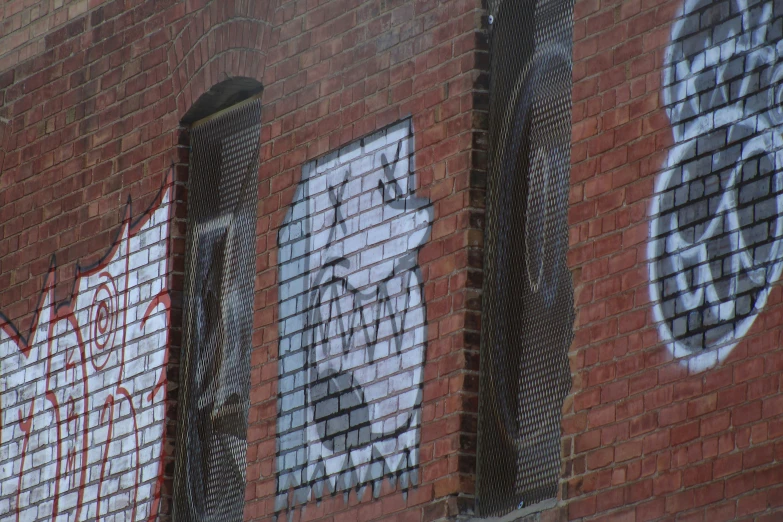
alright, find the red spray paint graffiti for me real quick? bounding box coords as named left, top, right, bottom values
left=0, top=171, right=174, bottom=522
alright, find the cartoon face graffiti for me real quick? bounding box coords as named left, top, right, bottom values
left=276, top=119, right=432, bottom=510
left=649, top=0, right=783, bottom=370
left=0, top=179, right=172, bottom=521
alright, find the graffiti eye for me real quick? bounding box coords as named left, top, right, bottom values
left=377, top=177, right=411, bottom=210
left=377, top=179, right=400, bottom=201
left=90, top=275, right=119, bottom=371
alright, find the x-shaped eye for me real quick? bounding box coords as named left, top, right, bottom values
left=323, top=178, right=350, bottom=251
left=375, top=141, right=412, bottom=210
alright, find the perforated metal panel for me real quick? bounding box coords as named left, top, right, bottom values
left=476, top=0, right=575, bottom=516
left=173, top=98, right=262, bottom=522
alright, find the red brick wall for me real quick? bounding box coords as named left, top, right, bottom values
left=0, top=0, right=485, bottom=520
left=6, top=0, right=781, bottom=520
left=0, top=3, right=273, bottom=519
left=565, top=0, right=783, bottom=519
left=244, top=0, right=485, bottom=518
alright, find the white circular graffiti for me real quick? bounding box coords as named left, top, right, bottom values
left=649, top=0, right=783, bottom=371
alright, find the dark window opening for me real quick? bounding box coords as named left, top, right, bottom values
left=476, top=0, right=575, bottom=516
left=173, top=91, right=262, bottom=522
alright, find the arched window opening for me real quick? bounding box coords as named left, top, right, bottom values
left=173, top=82, right=262, bottom=522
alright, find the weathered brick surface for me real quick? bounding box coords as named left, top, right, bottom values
left=245, top=0, right=485, bottom=518
left=0, top=2, right=274, bottom=520
left=566, top=0, right=783, bottom=519
left=0, top=175, right=173, bottom=521
left=5, top=0, right=780, bottom=520
left=0, top=0, right=485, bottom=520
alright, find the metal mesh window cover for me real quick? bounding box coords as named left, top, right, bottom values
left=476, top=0, right=575, bottom=516
left=173, top=98, right=262, bottom=522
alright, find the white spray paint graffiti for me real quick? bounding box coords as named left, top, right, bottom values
left=0, top=180, right=173, bottom=521
left=275, top=119, right=432, bottom=511
left=649, top=0, right=783, bottom=371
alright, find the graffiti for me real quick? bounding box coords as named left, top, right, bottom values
left=649, top=0, right=783, bottom=371
left=275, top=119, right=432, bottom=511
left=0, top=174, right=173, bottom=521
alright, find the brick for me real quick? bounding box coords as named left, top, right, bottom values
left=569, top=496, right=597, bottom=519
left=688, top=393, right=717, bottom=418
left=643, top=430, right=669, bottom=454
left=588, top=404, right=616, bottom=428
left=725, top=471, right=755, bottom=498
left=704, top=501, right=736, bottom=522
left=636, top=498, right=665, bottom=522
left=576, top=430, right=603, bottom=453
left=701, top=412, right=731, bottom=437
left=664, top=490, right=694, bottom=513
left=755, top=464, right=783, bottom=488
left=736, top=491, right=767, bottom=517
left=734, top=358, right=764, bottom=383
left=659, top=402, right=687, bottom=426
left=743, top=444, right=774, bottom=469
left=692, top=482, right=723, bottom=508
left=717, top=385, right=747, bottom=409
left=615, top=440, right=642, bottom=462
left=733, top=401, right=762, bottom=426
left=683, top=461, right=712, bottom=487
left=629, top=412, right=657, bottom=437
left=714, top=454, right=742, bottom=479
left=653, top=471, right=681, bottom=495
left=762, top=395, right=783, bottom=419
